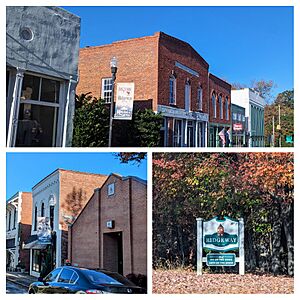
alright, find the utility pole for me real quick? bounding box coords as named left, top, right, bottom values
left=278, top=105, right=281, bottom=147
left=272, top=116, right=275, bottom=147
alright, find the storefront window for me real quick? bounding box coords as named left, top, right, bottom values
left=187, top=121, right=195, bottom=147
left=173, top=119, right=182, bottom=147
left=32, top=249, right=41, bottom=272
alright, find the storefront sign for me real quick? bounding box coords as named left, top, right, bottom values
left=114, top=83, right=134, bottom=120
left=206, top=253, right=236, bottom=266
left=37, top=217, right=52, bottom=244
left=286, top=136, right=293, bottom=143
left=233, top=123, right=243, bottom=131
left=203, top=216, right=239, bottom=251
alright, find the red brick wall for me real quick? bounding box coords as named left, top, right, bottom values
left=158, top=32, right=209, bottom=113
left=209, top=73, right=231, bottom=125
left=76, top=34, right=159, bottom=108
left=20, top=192, right=32, bottom=225
left=59, top=170, right=107, bottom=231
left=69, top=190, right=100, bottom=268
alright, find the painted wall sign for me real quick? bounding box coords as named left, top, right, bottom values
left=114, top=82, right=134, bottom=120
left=203, top=216, right=239, bottom=251
left=206, top=253, right=236, bottom=266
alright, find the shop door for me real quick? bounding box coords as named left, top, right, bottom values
left=103, top=232, right=123, bottom=274
left=187, top=121, right=195, bottom=147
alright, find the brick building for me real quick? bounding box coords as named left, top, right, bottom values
left=76, top=31, right=231, bottom=147
left=69, top=174, right=147, bottom=277
left=6, top=192, right=32, bottom=272
left=23, top=169, right=107, bottom=277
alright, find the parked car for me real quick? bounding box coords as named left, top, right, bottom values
left=28, top=266, right=146, bottom=294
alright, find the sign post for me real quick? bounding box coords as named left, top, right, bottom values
left=196, top=216, right=244, bottom=275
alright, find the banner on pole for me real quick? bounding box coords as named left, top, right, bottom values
left=114, top=82, right=135, bottom=120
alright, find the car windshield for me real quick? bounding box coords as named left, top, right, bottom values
left=82, top=269, right=134, bottom=286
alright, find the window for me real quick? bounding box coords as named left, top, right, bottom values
left=101, top=78, right=113, bottom=103
left=212, top=93, right=216, bottom=118
left=233, top=113, right=237, bottom=120
left=169, top=75, right=176, bottom=104
left=219, top=95, right=223, bottom=119
left=197, top=86, right=203, bottom=111
left=108, top=183, right=115, bottom=196
left=34, top=206, right=37, bottom=231
left=225, top=97, right=229, bottom=120
left=32, top=250, right=41, bottom=272
left=41, top=203, right=45, bottom=217
left=184, top=79, right=191, bottom=111
left=8, top=211, right=11, bottom=231
left=237, top=113, right=241, bottom=121
left=50, top=205, right=54, bottom=231
left=13, top=208, right=17, bottom=229
left=70, top=272, right=79, bottom=284
left=45, top=268, right=62, bottom=282
left=58, top=268, right=74, bottom=283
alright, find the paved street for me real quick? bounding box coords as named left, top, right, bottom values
left=6, top=281, right=28, bottom=294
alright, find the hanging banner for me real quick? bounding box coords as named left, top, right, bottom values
left=114, top=82, right=135, bottom=120
left=203, top=216, right=239, bottom=251
left=37, top=217, right=52, bottom=244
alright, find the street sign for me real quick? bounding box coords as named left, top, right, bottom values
left=206, top=253, right=236, bottom=266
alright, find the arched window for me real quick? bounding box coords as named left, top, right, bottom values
left=225, top=96, right=229, bottom=120
left=34, top=206, right=37, bottom=231
left=41, top=202, right=45, bottom=217
left=219, top=95, right=223, bottom=119
left=185, top=79, right=191, bottom=111
left=197, top=86, right=203, bottom=111
left=169, top=75, right=176, bottom=104
left=212, top=93, right=216, bottom=118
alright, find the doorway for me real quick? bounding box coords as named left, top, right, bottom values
left=103, top=232, right=123, bottom=274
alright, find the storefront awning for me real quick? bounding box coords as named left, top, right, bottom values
left=23, top=238, right=48, bottom=250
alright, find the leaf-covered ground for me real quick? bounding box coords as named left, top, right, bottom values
left=152, top=269, right=294, bottom=294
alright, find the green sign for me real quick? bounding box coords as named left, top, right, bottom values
left=204, top=233, right=238, bottom=247
left=285, top=136, right=293, bottom=143
left=206, top=253, right=236, bottom=266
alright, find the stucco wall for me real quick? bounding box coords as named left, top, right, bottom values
left=6, top=6, right=80, bottom=80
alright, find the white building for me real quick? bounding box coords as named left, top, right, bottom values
left=231, top=88, right=265, bottom=147
left=6, top=192, right=32, bottom=272
left=24, top=169, right=107, bottom=277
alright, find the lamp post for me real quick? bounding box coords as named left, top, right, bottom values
left=108, top=57, right=118, bottom=147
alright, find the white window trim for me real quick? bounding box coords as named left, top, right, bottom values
left=101, top=77, right=113, bottom=103
left=107, top=183, right=115, bottom=196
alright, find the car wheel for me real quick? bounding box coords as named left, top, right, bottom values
left=28, top=289, right=35, bottom=294
left=75, top=291, right=86, bottom=294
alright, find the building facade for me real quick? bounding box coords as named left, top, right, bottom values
left=24, top=169, right=107, bottom=277
left=231, top=88, right=265, bottom=147
left=69, top=174, right=147, bottom=277
left=208, top=74, right=231, bottom=147
left=6, top=192, right=32, bottom=272
left=77, top=32, right=231, bottom=147
left=6, top=6, right=81, bottom=147
left=231, top=104, right=247, bottom=147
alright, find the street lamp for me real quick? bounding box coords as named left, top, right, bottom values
left=108, top=57, right=118, bottom=147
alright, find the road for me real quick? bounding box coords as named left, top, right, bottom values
left=6, top=281, right=28, bottom=294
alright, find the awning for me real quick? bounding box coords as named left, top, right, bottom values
left=23, top=238, right=49, bottom=250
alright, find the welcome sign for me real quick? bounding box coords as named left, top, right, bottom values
left=203, top=216, right=239, bottom=251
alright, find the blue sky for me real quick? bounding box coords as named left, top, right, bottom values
left=62, top=6, right=294, bottom=96
left=6, top=152, right=147, bottom=199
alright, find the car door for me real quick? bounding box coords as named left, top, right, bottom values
left=38, top=268, right=62, bottom=294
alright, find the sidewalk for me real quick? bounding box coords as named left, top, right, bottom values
left=6, top=271, right=36, bottom=289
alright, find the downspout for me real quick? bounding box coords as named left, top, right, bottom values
left=207, top=71, right=210, bottom=147
left=62, top=76, right=77, bottom=147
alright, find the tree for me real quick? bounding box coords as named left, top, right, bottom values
left=72, top=94, right=163, bottom=147
left=152, top=153, right=294, bottom=275
left=117, top=152, right=147, bottom=164
left=264, top=89, right=294, bottom=147
left=251, top=79, right=277, bottom=104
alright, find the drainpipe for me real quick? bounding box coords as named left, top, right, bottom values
left=207, top=71, right=210, bottom=147
left=62, top=76, right=77, bottom=147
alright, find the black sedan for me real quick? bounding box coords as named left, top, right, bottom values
left=28, top=266, right=146, bottom=294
